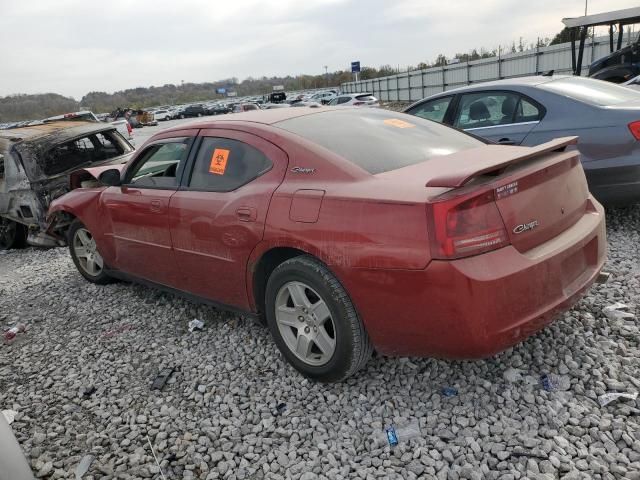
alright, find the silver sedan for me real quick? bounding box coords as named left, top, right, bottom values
left=404, top=76, right=640, bottom=205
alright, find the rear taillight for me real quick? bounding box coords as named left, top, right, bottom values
left=126, top=123, right=133, bottom=134
left=353, top=101, right=365, bottom=106
left=428, top=190, right=509, bottom=260
left=628, top=121, right=640, bottom=140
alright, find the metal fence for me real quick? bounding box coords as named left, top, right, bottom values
left=340, top=35, right=619, bottom=102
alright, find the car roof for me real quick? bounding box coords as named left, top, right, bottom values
left=0, top=120, right=114, bottom=145
left=161, top=106, right=329, bottom=133
left=431, top=75, right=566, bottom=96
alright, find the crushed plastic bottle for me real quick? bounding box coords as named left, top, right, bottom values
left=540, top=373, right=570, bottom=392
left=379, top=420, right=422, bottom=447
left=3, top=323, right=26, bottom=343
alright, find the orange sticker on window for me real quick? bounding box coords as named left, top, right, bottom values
left=383, top=118, right=415, bottom=128
left=209, top=148, right=229, bottom=175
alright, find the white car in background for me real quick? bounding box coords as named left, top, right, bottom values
left=328, top=93, right=380, bottom=107
left=152, top=109, right=173, bottom=121
left=309, top=91, right=337, bottom=104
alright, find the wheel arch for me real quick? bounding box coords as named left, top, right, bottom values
left=249, top=246, right=310, bottom=319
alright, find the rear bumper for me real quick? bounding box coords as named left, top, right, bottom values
left=585, top=165, right=640, bottom=206
left=341, top=197, right=607, bottom=358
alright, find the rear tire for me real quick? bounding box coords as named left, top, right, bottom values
left=68, top=220, right=112, bottom=284
left=265, top=255, right=373, bottom=382
left=0, top=218, right=27, bottom=250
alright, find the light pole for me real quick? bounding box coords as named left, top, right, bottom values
left=584, top=0, right=588, bottom=16
left=324, top=65, right=328, bottom=87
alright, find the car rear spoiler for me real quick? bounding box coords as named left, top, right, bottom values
left=425, top=137, right=578, bottom=188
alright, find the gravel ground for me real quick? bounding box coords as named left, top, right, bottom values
left=1, top=206, right=639, bottom=480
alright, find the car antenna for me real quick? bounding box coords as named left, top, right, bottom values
left=541, top=69, right=554, bottom=77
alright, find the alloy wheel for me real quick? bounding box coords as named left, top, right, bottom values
left=275, top=281, right=337, bottom=366
left=73, top=228, right=104, bottom=276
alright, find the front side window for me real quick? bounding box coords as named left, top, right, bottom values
left=407, top=96, right=452, bottom=123
left=337, top=97, right=352, bottom=104
left=188, top=137, right=272, bottom=191
left=126, top=138, right=191, bottom=188
left=454, top=92, right=535, bottom=129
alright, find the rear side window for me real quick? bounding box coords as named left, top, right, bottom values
left=42, top=130, right=130, bottom=176
left=539, top=77, right=640, bottom=106
left=276, top=109, right=483, bottom=174
left=188, top=137, right=272, bottom=191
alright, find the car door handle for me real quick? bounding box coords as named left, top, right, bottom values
left=497, top=138, right=516, bottom=145
left=236, top=207, right=257, bottom=222
left=150, top=199, right=163, bottom=213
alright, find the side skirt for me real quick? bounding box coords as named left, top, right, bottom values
left=103, top=267, right=260, bottom=321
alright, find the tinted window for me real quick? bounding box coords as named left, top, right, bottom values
left=408, top=97, right=452, bottom=123
left=276, top=109, right=483, bottom=174
left=539, top=77, right=640, bottom=106
left=188, top=137, right=272, bottom=191
left=126, top=138, right=191, bottom=188
left=328, top=98, right=339, bottom=105
left=337, top=97, right=351, bottom=104
left=42, top=130, right=130, bottom=176
left=0, top=155, right=4, bottom=180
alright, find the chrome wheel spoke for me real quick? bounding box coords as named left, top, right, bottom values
left=76, top=229, right=91, bottom=247
left=295, top=334, right=312, bottom=358
left=276, top=306, right=300, bottom=327
left=74, top=246, right=89, bottom=258
left=311, top=300, right=330, bottom=324
left=313, top=327, right=335, bottom=356
left=94, top=252, right=104, bottom=268
left=287, top=282, right=311, bottom=309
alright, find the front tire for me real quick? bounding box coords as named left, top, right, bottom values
left=0, top=218, right=27, bottom=250
left=265, top=255, right=373, bottom=382
left=68, top=220, right=112, bottom=284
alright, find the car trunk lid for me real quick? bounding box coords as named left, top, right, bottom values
left=423, top=137, right=589, bottom=254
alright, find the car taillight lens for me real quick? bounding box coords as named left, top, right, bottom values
left=353, top=101, right=365, bottom=106
left=126, top=123, right=133, bottom=134
left=428, top=190, right=509, bottom=260
left=628, top=121, right=640, bottom=140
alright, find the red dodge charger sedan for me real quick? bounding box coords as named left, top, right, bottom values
left=47, top=107, right=606, bottom=382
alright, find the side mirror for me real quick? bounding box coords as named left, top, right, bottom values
left=98, top=168, right=122, bottom=187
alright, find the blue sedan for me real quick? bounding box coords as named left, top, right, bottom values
left=404, top=76, right=640, bottom=205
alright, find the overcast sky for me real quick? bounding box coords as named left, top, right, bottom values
left=0, top=0, right=638, bottom=99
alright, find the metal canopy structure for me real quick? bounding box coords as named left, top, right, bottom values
left=562, top=7, right=640, bottom=76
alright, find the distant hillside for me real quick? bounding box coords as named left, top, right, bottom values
left=0, top=93, right=79, bottom=122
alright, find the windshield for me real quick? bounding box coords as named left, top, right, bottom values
left=276, top=109, right=484, bottom=174
left=539, top=77, right=640, bottom=106
left=42, top=129, right=132, bottom=176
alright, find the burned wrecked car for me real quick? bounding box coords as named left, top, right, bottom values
left=0, top=121, right=133, bottom=249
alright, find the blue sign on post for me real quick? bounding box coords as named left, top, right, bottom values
left=216, top=88, right=226, bottom=94
left=351, top=61, right=360, bottom=73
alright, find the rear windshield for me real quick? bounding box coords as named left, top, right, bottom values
left=275, top=109, right=484, bottom=174
left=356, top=94, right=375, bottom=101
left=42, top=130, right=131, bottom=176
left=538, top=77, right=640, bottom=106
